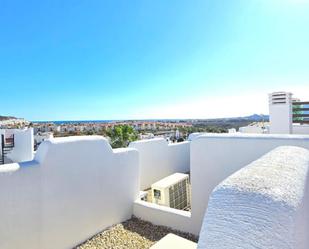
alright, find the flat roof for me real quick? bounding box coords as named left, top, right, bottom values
left=152, top=173, right=189, bottom=189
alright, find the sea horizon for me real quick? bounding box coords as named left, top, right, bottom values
left=30, top=113, right=271, bottom=125
left=31, top=119, right=190, bottom=125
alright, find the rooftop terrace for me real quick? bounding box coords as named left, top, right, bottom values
left=1, top=133, right=309, bottom=248
left=76, top=217, right=198, bottom=249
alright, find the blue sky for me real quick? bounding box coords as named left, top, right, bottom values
left=0, top=0, right=309, bottom=121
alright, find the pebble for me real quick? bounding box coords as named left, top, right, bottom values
left=75, top=216, right=198, bottom=249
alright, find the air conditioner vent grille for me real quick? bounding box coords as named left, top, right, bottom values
left=169, top=179, right=189, bottom=210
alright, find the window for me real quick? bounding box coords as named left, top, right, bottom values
left=153, top=189, right=161, bottom=200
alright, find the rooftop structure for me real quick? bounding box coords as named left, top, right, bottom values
left=1, top=128, right=309, bottom=248
left=0, top=133, right=309, bottom=249
left=236, top=91, right=309, bottom=135
left=269, top=91, right=293, bottom=134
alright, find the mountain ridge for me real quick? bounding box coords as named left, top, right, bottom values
left=0, top=115, right=17, bottom=121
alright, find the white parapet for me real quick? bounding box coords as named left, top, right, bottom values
left=129, top=138, right=190, bottom=190
left=197, top=146, right=309, bottom=249
left=150, top=233, right=197, bottom=249
left=269, top=91, right=293, bottom=134
left=0, top=136, right=139, bottom=249
left=134, top=133, right=309, bottom=236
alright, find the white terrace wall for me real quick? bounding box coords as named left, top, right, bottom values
left=134, top=200, right=192, bottom=233
left=0, top=128, right=34, bottom=163
left=0, top=136, right=139, bottom=249
left=198, top=146, right=309, bottom=249
left=7, top=128, right=34, bottom=162
left=134, top=133, right=309, bottom=236
left=129, top=138, right=190, bottom=190
left=190, top=133, right=309, bottom=235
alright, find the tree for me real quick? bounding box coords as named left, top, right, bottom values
left=106, top=125, right=138, bottom=148
left=85, top=130, right=94, bottom=135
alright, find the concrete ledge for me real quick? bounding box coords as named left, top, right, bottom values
left=189, top=132, right=309, bottom=142
left=150, top=233, right=197, bottom=249
left=133, top=200, right=194, bottom=234
left=197, top=146, right=309, bottom=249
left=196, top=132, right=309, bottom=140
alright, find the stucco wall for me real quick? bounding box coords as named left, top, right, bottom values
left=3, top=133, right=309, bottom=247
left=0, top=128, right=34, bottom=163
left=134, top=134, right=309, bottom=235
left=8, top=128, right=34, bottom=162
left=190, top=133, right=309, bottom=235
left=129, top=139, right=190, bottom=190
left=188, top=132, right=205, bottom=141
left=0, top=136, right=139, bottom=249
left=197, top=146, right=309, bottom=249
left=168, top=142, right=190, bottom=173
left=134, top=200, right=192, bottom=233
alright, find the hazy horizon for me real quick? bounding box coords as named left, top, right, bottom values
left=29, top=113, right=269, bottom=123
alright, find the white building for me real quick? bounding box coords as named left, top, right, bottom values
left=238, top=91, right=309, bottom=135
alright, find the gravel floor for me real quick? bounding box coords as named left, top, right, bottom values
left=75, top=216, right=198, bottom=249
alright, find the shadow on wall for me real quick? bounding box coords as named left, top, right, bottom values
left=133, top=133, right=309, bottom=236
left=129, top=138, right=190, bottom=190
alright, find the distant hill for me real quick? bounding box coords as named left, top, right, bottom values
left=239, top=114, right=269, bottom=121
left=0, top=116, right=17, bottom=121
left=191, top=114, right=269, bottom=131
left=192, top=114, right=269, bottom=122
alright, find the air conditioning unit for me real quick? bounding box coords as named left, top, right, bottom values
left=151, top=173, right=190, bottom=210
